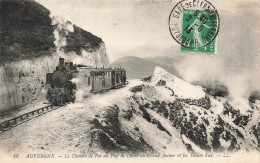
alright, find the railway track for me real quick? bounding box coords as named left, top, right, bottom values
left=0, top=105, right=61, bottom=134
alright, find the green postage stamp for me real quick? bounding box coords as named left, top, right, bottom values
left=181, top=9, right=217, bottom=54
left=169, top=0, right=220, bottom=54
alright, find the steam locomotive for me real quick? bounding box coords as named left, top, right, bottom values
left=46, top=58, right=126, bottom=105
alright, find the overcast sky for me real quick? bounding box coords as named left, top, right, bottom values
left=36, top=0, right=259, bottom=62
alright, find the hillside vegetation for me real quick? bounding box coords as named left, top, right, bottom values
left=0, top=0, right=55, bottom=62
left=0, top=0, right=103, bottom=63
left=65, top=25, right=102, bottom=55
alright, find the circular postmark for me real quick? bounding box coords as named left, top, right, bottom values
left=169, top=0, right=220, bottom=49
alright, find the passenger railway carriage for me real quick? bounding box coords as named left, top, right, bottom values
left=46, top=58, right=126, bottom=105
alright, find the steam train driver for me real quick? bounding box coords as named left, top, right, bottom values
left=120, top=73, right=123, bottom=83
left=123, top=74, right=126, bottom=84
left=46, top=84, right=54, bottom=101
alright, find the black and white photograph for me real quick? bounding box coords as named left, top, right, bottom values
left=0, top=0, right=259, bottom=162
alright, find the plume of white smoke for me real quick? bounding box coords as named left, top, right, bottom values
left=72, top=49, right=106, bottom=68
left=70, top=77, right=91, bottom=102
left=50, top=13, right=74, bottom=57
left=72, top=50, right=94, bottom=66
left=75, top=87, right=91, bottom=102
left=174, top=7, right=260, bottom=113
left=70, top=78, right=80, bottom=83
left=175, top=54, right=260, bottom=113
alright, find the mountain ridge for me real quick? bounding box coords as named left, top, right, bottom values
left=110, top=56, right=181, bottom=79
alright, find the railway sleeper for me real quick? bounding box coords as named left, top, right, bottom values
left=0, top=105, right=55, bottom=133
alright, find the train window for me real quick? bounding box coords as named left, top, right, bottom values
left=102, top=78, right=105, bottom=87
left=116, top=73, right=119, bottom=83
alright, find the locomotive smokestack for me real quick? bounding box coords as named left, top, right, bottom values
left=59, top=58, right=65, bottom=70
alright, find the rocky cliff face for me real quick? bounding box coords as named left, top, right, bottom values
left=0, top=46, right=109, bottom=113
left=0, top=0, right=109, bottom=112
left=71, top=42, right=109, bottom=68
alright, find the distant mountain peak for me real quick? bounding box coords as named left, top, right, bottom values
left=110, top=56, right=180, bottom=79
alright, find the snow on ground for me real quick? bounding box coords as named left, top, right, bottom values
left=209, top=96, right=225, bottom=115
left=0, top=79, right=147, bottom=154
left=86, top=79, right=143, bottom=107
left=121, top=114, right=170, bottom=152
left=151, top=67, right=205, bottom=99
left=134, top=84, right=175, bottom=102
left=182, top=135, right=206, bottom=154
left=0, top=101, right=97, bottom=154
left=0, top=66, right=259, bottom=155
left=146, top=109, right=187, bottom=153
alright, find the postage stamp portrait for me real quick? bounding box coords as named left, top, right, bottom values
left=169, top=0, right=220, bottom=54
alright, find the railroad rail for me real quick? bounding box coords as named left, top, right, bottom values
left=0, top=105, right=61, bottom=134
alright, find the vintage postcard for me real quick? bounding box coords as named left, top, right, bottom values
left=0, top=0, right=259, bottom=163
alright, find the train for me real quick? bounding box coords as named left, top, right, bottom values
left=46, top=58, right=127, bottom=105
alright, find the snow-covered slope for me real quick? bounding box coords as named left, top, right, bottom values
left=151, top=66, right=205, bottom=99
left=0, top=67, right=259, bottom=156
